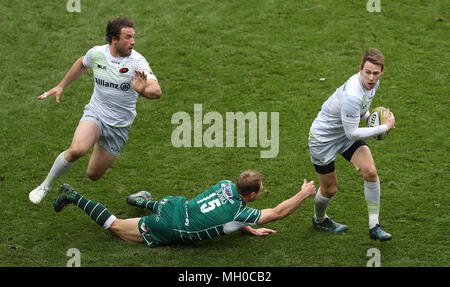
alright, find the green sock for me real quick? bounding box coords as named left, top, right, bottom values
left=135, top=197, right=156, bottom=211
left=68, top=191, right=116, bottom=229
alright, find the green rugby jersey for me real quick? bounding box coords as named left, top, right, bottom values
left=171, top=180, right=262, bottom=242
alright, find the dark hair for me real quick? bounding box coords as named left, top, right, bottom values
left=236, top=170, right=263, bottom=196
left=106, top=17, right=134, bottom=44
left=360, top=48, right=384, bottom=70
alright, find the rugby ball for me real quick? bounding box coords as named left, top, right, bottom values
left=368, top=107, right=389, bottom=140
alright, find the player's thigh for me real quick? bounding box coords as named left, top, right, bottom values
left=68, top=120, right=100, bottom=159
left=87, top=143, right=116, bottom=180
left=110, top=218, right=144, bottom=243
left=316, top=170, right=338, bottom=197
left=350, top=145, right=378, bottom=181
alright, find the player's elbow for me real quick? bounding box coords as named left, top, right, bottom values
left=277, top=209, right=294, bottom=221
left=346, top=135, right=358, bottom=142
left=342, top=120, right=364, bottom=141
left=143, top=80, right=162, bottom=99
left=260, top=208, right=287, bottom=224
left=272, top=210, right=285, bottom=221
left=152, top=88, right=162, bottom=99
left=144, top=87, right=162, bottom=99
left=345, top=130, right=361, bottom=141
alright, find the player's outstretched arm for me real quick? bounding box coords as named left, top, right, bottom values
left=38, top=56, right=88, bottom=103
left=131, top=70, right=162, bottom=99
left=240, top=226, right=277, bottom=237
left=257, top=179, right=316, bottom=225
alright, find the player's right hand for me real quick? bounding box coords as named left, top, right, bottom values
left=38, top=86, right=63, bottom=103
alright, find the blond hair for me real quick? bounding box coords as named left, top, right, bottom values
left=361, top=48, right=384, bottom=70
left=236, top=170, right=263, bottom=196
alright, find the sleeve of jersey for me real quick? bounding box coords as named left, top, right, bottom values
left=222, top=206, right=262, bottom=234
left=237, top=206, right=262, bottom=226
left=136, top=58, right=157, bottom=81
left=82, top=47, right=95, bottom=68
left=341, top=94, right=388, bottom=141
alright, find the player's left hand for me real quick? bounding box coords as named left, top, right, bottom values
left=131, top=70, right=147, bottom=95
left=385, top=108, right=396, bottom=130
left=252, top=228, right=277, bottom=237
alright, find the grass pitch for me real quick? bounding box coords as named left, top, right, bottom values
left=0, top=0, right=448, bottom=267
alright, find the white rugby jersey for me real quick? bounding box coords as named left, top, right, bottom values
left=82, top=45, right=157, bottom=127
left=309, top=72, right=387, bottom=143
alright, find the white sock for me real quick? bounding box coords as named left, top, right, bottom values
left=314, top=188, right=331, bottom=223
left=43, top=152, right=74, bottom=190
left=365, top=178, right=380, bottom=229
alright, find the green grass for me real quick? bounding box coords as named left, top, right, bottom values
left=0, top=0, right=449, bottom=267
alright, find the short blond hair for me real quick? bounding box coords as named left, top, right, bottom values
left=361, top=48, right=384, bottom=70
left=236, top=170, right=263, bottom=196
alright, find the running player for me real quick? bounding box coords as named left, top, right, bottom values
left=29, top=17, right=162, bottom=204
left=52, top=170, right=316, bottom=247
left=308, top=48, right=395, bottom=241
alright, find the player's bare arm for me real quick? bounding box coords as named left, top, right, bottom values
left=258, top=179, right=316, bottom=225
left=131, top=70, right=162, bottom=99
left=239, top=226, right=277, bottom=237
left=38, top=56, right=88, bottom=103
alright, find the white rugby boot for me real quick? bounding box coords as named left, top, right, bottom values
left=29, top=183, right=51, bottom=204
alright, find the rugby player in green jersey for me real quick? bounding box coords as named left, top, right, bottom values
left=53, top=170, right=316, bottom=247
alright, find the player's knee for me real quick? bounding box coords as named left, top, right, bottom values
left=109, top=219, right=142, bottom=243
left=67, top=146, right=88, bottom=160
left=320, top=182, right=338, bottom=197
left=109, top=219, right=125, bottom=238
left=86, top=170, right=103, bottom=181
left=361, top=165, right=378, bottom=181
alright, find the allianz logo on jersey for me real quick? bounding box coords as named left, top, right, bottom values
left=94, top=77, right=130, bottom=91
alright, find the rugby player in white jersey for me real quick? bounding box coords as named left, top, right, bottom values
left=29, top=17, right=162, bottom=204
left=308, top=48, right=395, bottom=241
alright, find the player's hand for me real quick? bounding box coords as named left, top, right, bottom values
left=38, top=86, right=63, bottom=103
left=300, top=179, right=316, bottom=198
left=131, top=70, right=147, bottom=95
left=252, top=228, right=277, bottom=237
left=384, top=108, right=396, bottom=130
